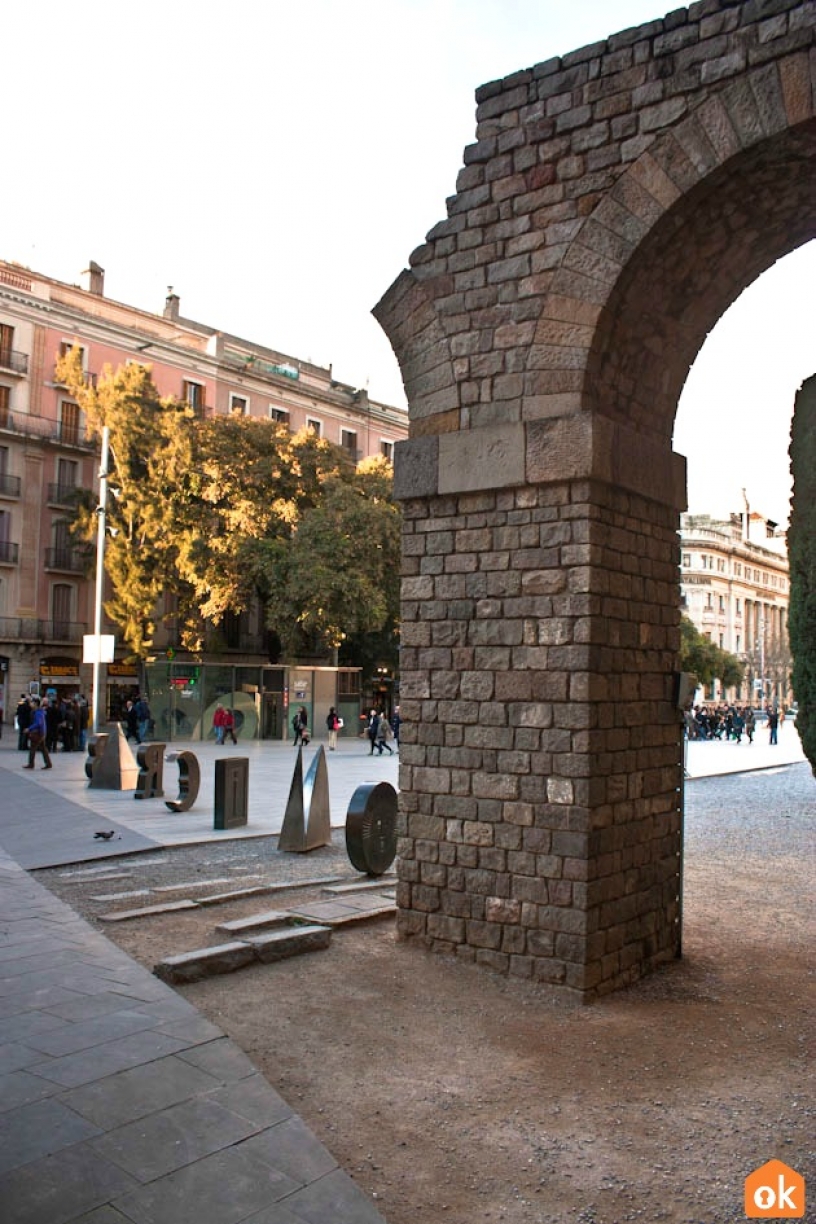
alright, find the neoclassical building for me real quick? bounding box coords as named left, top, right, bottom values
left=0, top=258, right=408, bottom=735
left=680, top=509, right=791, bottom=707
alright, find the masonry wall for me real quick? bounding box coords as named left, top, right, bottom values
left=396, top=480, right=681, bottom=994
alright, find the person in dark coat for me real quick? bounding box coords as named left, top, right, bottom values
left=16, top=695, right=32, bottom=751
left=123, top=699, right=141, bottom=744
left=44, top=698, right=61, bottom=754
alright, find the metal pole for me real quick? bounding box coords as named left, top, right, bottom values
left=91, top=426, right=110, bottom=735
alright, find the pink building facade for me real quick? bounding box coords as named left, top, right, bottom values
left=0, top=259, right=407, bottom=731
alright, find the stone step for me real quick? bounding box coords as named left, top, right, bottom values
left=245, top=925, right=332, bottom=963
left=216, top=910, right=292, bottom=935
left=153, top=925, right=332, bottom=983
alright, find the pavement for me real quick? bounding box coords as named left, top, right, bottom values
left=0, top=722, right=806, bottom=1223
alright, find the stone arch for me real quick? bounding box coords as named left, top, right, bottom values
left=375, top=3, right=815, bottom=999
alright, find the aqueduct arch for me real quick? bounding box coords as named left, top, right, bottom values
left=375, top=1, right=816, bottom=998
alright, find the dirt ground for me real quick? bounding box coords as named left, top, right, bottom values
left=36, top=775, right=815, bottom=1224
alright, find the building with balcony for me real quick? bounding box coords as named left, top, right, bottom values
left=0, top=258, right=408, bottom=735
left=679, top=508, right=792, bottom=707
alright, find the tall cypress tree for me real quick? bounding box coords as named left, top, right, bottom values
left=787, top=375, right=816, bottom=776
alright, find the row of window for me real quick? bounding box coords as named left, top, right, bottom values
left=681, top=552, right=786, bottom=592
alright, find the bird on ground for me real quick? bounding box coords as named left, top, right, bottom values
left=94, top=830, right=116, bottom=840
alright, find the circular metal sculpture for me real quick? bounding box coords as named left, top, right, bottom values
left=345, top=782, right=397, bottom=876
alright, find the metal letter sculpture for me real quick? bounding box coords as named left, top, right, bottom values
left=88, top=724, right=139, bottom=791
left=134, top=742, right=166, bottom=800
left=164, top=751, right=201, bottom=813
left=278, top=745, right=331, bottom=852
left=85, top=734, right=109, bottom=780
left=346, top=782, right=398, bottom=876
left=214, top=757, right=249, bottom=829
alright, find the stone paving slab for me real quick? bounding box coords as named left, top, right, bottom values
left=215, top=910, right=293, bottom=935
left=196, top=884, right=280, bottom=906
left=322, top=876, right=397, bottom=895
left=0, top=850, right=386, bottom=1222
left=288, top=896, right=397, bottom=926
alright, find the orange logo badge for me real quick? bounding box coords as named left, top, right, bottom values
left=745, top=1160, right=805, bottom=1218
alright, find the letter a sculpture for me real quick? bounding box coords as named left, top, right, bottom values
left=278, top=745, right=331, bottom=852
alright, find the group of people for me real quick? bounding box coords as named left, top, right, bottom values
left=366, top=708, right=400, bottom=755
left=16, top=692, right=90, bottom=769
left=686, top=703, right=785, bottom=744
left=291, top=704, right=401, bottom=754
left=212, top=702, right=238, bottom=745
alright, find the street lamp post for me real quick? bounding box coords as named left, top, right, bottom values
left=91, top=426, right=110, bottom=735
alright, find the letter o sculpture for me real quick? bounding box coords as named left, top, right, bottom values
left=345, top=781, right=397, bottom=877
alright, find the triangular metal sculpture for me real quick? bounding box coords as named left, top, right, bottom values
left=278, top=745, right=331, bottom=852
left=88, top=723, right=139, bottom=791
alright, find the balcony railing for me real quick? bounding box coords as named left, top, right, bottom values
left=0, top=472, right=22, bottom=498
left=0, top=615, right=89, bottom=643
left=0, top=540, right=20, bottom=565
left=45, top=547, right=87, bottom=573
left=53, top=366, right=97, bottom=389
left=0, top=411, right=96, bottom=450
left=43, top=619, right=88, bottom=643
left=0, top=348, right=29, bottom=375
left=47, top=482, right=84, bottom=505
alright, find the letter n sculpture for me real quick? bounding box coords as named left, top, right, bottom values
left=278, top=745, right=331, bottom=852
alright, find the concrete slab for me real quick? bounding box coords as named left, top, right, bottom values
left=99, top=900, right=200, bottom=923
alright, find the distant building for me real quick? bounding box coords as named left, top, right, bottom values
left=0, top=259, right=408, bottom=737
left=679, top=508, right=792, bottom=707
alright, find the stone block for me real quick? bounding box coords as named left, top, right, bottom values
left=439, top=423, right=525, bottom=495
left=154, top=941, right=256, bottom=984
left=246, top=925, right=332, bottom=963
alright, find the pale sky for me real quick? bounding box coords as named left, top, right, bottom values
left=5, top=1, right=813, bottom=527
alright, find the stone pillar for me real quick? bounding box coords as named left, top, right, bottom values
left=393, top=415, right=687, bottom=997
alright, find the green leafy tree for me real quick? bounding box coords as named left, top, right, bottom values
left=788, top=375, right=816, bottom=774
left=56, top=350, right=194, bottom=658
left=264, top=455, right=401, bottom=659
left=679, top=615, right=744, bottom=693
left=56, top=352, right=401, bottom=666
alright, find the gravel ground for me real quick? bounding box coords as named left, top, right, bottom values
left=34, top=762, right=816, bottom=1224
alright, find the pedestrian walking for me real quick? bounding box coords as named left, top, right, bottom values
left=366, top=709, right=379, bottom=755
left=23, top=697, right=52, bottom=770
left=767, top=707, right=779, bottom=745
left=135, top=694, right=151, bottom=743
left=222, top=707, right=238, bottom=744
left=292, top=706, right=308, bottom=747
left=326, top=706, right=341, bottom=750
left=375, top=710, right=394, bottom=755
